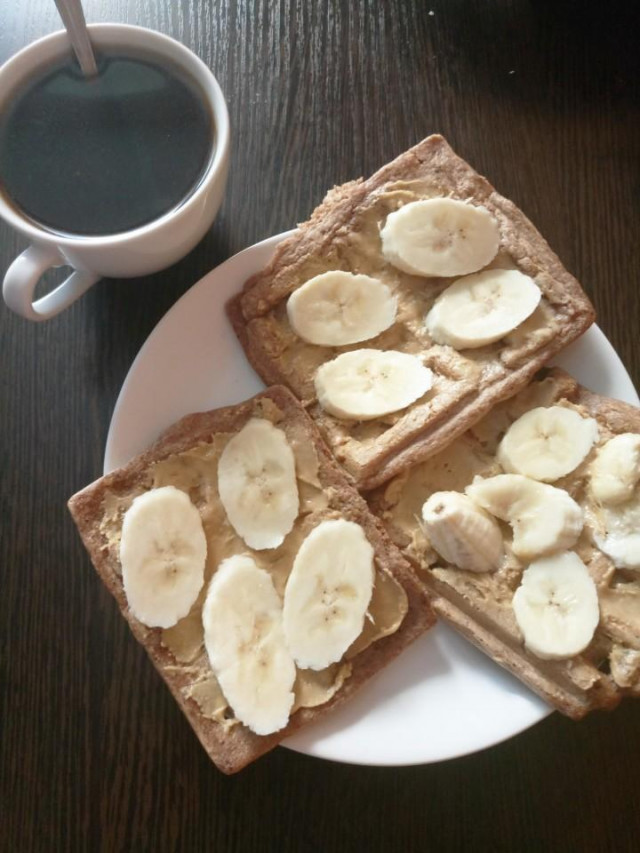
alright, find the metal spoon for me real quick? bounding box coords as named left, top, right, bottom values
left=54, top=0, right=98, bottom=77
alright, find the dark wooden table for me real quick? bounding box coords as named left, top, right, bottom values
left=1, top=1, right=639, bottom=850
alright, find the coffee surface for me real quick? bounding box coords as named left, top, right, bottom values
left=0, top=51, right=214, bottom=236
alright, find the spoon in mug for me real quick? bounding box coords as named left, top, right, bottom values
left=54, top=0, right=98, bottom=77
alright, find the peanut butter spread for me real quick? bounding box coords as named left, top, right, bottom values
left=375, top=376, right=640, bottom=689
left=250, top=180, right=562, bottom=466
left=99, top=399, right=408, bottom=728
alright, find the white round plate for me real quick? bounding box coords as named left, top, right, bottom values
left=105, top=232, right=639, bottom=767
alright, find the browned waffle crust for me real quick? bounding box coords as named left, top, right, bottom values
left=229, top=134, right=595, bottom=490
left=68, top=386, right=435, bottom=773
left=369, top=368, right=640, bottom=719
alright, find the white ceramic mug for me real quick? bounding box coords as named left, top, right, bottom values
left=0, top=24, right=230, bottom=321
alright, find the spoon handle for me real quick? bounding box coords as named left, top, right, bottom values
left=54, top=0, right=98, bottom=77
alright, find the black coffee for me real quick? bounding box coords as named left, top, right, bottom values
left=0, top=50, right=214, bottom=236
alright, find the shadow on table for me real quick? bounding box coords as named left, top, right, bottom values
left=435, top=0, right=638, bottom=107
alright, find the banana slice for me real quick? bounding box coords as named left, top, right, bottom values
left=120, top=486, right=207, bottom=629
left=286, top=271, right=398, bottom=346
left=610, top=647, right=640, bottom=689
left=589, top=434, right=640, bottom=568
left=512, top=551, right=600, bottom=660
left=202, top=555, right=296, bottom=735
left=380, top=198, right=500, bottom=277
left=593, top=499, right=640, bottom=571
left=217, top=418, right=299, bottom=550
left=466, top=474, right=583, bottom=561
left=590, top=433, right=640, bottom=505
left=283, top=519, right=375, bottom=670
left=421, top=491, right=504, bottom=573
left=425, top=269, right=541, bottom=349
left=497, top=406, right=599, bottom=482
left=314, top=349, right=433, bottom=420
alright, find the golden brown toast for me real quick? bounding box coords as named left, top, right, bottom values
left=68, top=386, right=434, bottom=773
left=229, top=135, right=595, bottom=490
left=369, top=369, right=640, bottom=718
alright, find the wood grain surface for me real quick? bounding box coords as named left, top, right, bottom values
left=1, top=1, right=638, bottom=850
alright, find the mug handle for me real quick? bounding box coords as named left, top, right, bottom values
left=3, top=244, right=100, bottom=321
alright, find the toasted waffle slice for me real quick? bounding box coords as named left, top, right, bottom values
left=68, top=386, right=434, bottom=774
left=230, top=135, right=595, bottom=490
left=369, top=369, right=640, bottom=718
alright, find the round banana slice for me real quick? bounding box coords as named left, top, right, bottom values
left=425, top=268, right=541, bottom=349
left=314, top=348, right=433, bottom=420
left=589, top=433, right=640, bottom=505
left=498, top=406, right=599, bottom=482
left=512, top=551, right=600, bottom=660
left=218, top=418, right=299, bottom=550
left=286, top=271, right=398, bottom=346
left=283, top=519, right=375, bottom=670
left=203, top=555, right=296, bottom=736
left=466, top=474, right=583, bottom=561
left=120, top=486, right=207, bottom=629
left=380, top=197, right=500, bottom=277
left=421, top=491, right=504, bottom=573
